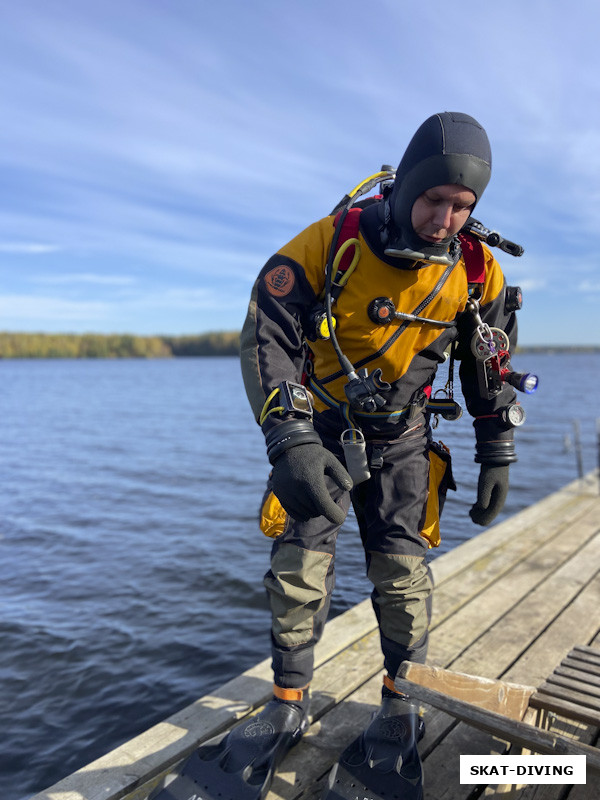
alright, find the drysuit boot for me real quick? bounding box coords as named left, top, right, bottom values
left=150, top=698, right=309, bottom=800
left=323, top=693, right=424, bottom=800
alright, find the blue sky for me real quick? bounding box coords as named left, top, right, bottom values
left=1, top=0, right=599, bottom=345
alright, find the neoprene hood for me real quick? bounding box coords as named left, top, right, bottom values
left=387, top=112, right=492, bottom=259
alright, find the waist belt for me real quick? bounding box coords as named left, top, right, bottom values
left=308, top=376, right=427, bottom=421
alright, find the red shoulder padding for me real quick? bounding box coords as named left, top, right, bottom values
left=333, top=208, right=362, bottom=272
left=458, top=232, right=486, bottom=284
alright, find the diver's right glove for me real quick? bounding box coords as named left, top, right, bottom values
left=265, top=420, right=352, bottom=525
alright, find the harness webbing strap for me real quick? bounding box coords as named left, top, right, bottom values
left=332, top=208, right=362, bottom=273
left=458, top=232, right=486, bottom=284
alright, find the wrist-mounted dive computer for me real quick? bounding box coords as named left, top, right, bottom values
left=279, top=381, right=313, bottom=419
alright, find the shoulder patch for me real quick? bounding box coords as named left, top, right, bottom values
left=265, top=264, right=295, bottom=297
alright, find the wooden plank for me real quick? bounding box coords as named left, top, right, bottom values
left=561, top=656, right=600, bottom=679
left=501, top=565, right=600, bottom=689
left=434, top=472, right=598, bottom=582
left=545, top=630, right=600, bottom=800
left=449, top=534, right=600, bottom=686
left=554, top=665, right=600, bottom=688
left=398, top=662, right=534, bottom=721
left=431, top=498, right=598, bottom=634
left=568, top=651, right=600, bottom=669
left=394, top=678, right=600, bottom=773
left=545, top=673, right=600, bottom=700
left=428, top=509, right=600, bottom=670
left=530, top=692, right=600, bottom=727
left=407, top=496, right=600, bottom=799
left=572, top=645, right=600, bottom=661
left=431, top=497, right=598, bottom=590
left=430, top=480, right=595, bottom=588
left=536, top=680, right=600, bottom=711
left=456, top=623, right=600, bottom=800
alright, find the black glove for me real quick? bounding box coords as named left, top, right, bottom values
left=271, top=442, right=352, bottom=525
left=469, top=464, right=509, bottom=526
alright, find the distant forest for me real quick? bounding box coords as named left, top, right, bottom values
left=0, top=331, right=597, bottom=359
left=0, top=331, right=241, bottom=358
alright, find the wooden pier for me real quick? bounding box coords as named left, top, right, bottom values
left=31, top=473, right=600, bottom=800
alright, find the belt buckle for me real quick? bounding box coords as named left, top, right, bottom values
left=406, top=393, right=427, bottom=421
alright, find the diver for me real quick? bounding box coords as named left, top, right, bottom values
left=153, top=112, right=528, bottom=800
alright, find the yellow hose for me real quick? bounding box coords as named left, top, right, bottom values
left=347, top=170, right=394, bottom=199
left=259, top=387, right=283, bottom=425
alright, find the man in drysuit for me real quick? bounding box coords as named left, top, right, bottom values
left=160, top=112, right=522, bottom=800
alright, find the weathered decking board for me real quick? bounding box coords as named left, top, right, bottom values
left=30, top=473, right=600, bottom=800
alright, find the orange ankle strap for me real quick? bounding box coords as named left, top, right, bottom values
left=273, top=684, right=308, bottom=702
left=383, top=674, right=403, bottom=695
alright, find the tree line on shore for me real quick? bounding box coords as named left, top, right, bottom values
left=0, top=331, right=241, bottom=358
left=0, top=331, right=597, bottom=359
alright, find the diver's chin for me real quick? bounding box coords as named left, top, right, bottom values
left=418, top=233, right=448, bottom=244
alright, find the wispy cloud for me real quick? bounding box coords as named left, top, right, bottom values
left=577, top=280, right=600, bottom=294
left=31, top=273, right=136, bottom=286
left=0, top=242, right=60, bottom=254
left=0, top=294, right=109, bottom=323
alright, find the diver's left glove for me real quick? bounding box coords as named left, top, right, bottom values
left=470, top=463, right=510, bottom=526
left=265, top=419, right=352, bottom=525
left=470, top=432, right=517, bottom=526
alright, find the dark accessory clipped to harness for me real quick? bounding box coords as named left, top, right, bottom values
left=462, top=217, right=524, bottom=258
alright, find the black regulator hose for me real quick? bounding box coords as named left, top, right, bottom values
left=324, top=205, right=356, bottom=378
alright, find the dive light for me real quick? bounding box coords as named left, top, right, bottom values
left=504, top=371, right=539, bottom=394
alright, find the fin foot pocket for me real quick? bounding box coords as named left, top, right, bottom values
left=149, top=700, right=308, bottom=800
left=322, top=696, right=424, bottom=800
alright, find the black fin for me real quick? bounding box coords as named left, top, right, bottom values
left=150, top=700, right=308, bottom=800
left=322, top=696, right=424, bottom=800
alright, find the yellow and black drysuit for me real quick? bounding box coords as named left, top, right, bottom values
left=240, top=112, right=518, bottom=697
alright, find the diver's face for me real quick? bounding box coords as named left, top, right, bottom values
left=411, top=184, right=476, bottom=243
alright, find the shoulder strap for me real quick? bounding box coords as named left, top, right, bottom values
left=333, top=207, right=362, bottom=273
left=458, top=232, right=486, bottom=285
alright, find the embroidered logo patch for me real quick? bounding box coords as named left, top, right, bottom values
left=265, top=265, right=295, bottom=297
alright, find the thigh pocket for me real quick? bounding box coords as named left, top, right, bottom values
left=420, top=440, right=457, bottom=548
left=260, top=488, right=289, bottom=539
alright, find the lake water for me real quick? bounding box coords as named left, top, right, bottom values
left=1, top=353, right=599, bottom=799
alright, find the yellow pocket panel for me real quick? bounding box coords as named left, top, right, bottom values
left=260, top=490, right=288, bottom=539
left=420, top=441, right=456, bottom=549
